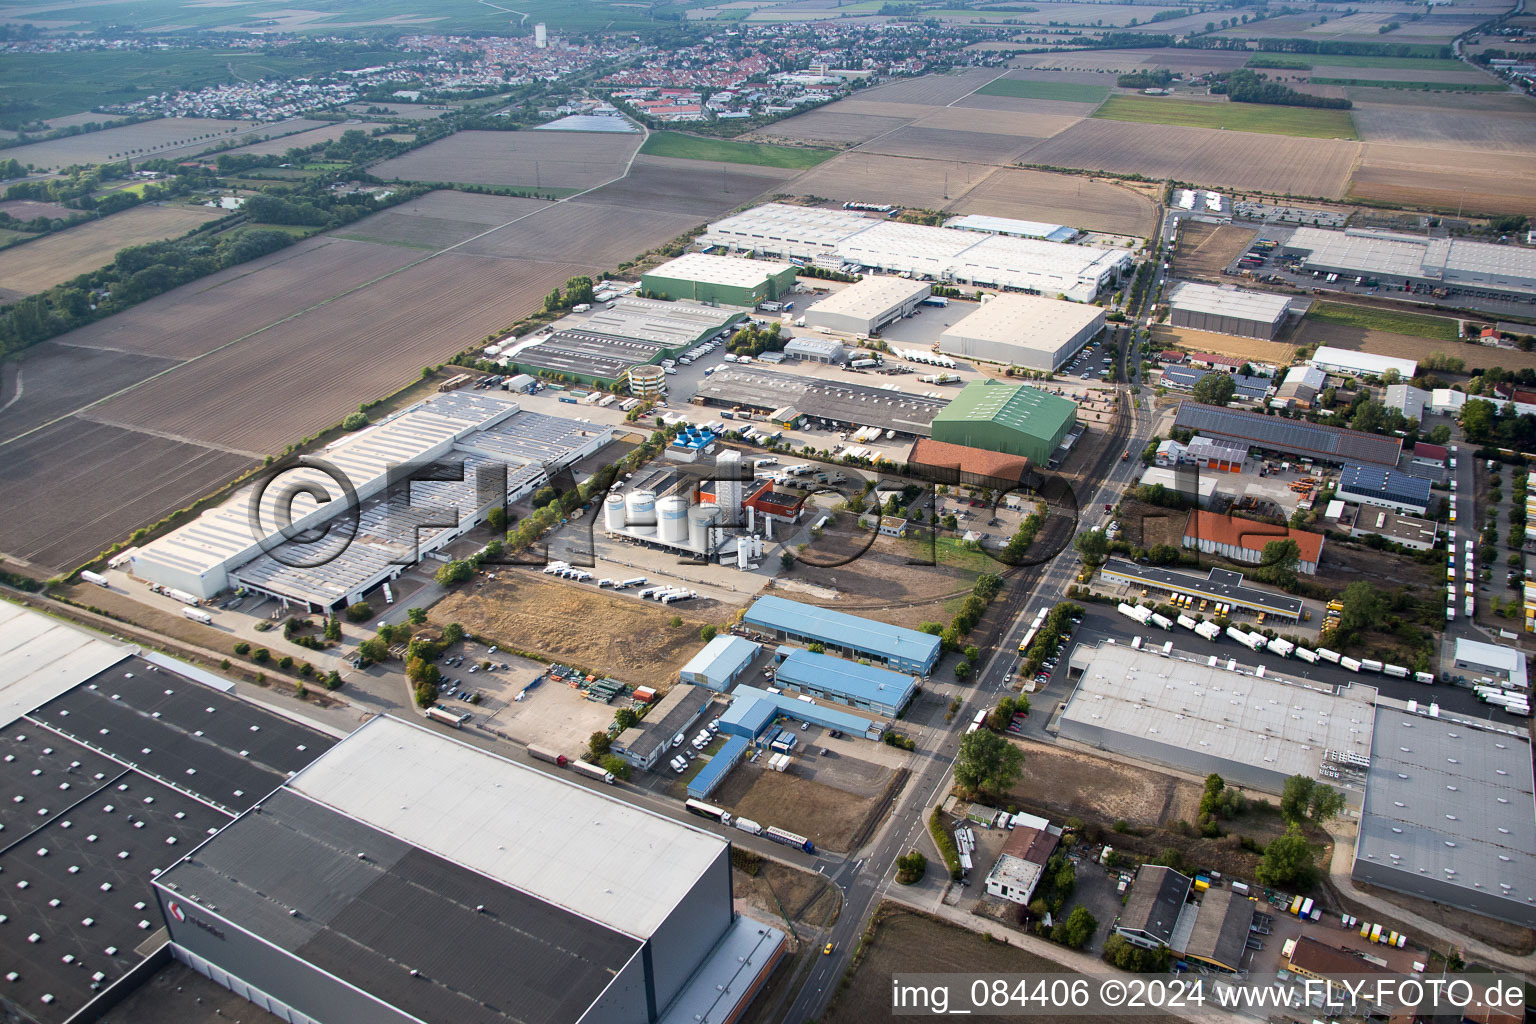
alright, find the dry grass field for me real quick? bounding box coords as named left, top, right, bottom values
left=946, top=166, right=1157, bottom=236
left=0, top=204, right=223, bottom=301
left=1150, top=324, right=1298, bottom=366
left=431, top=574, right=716, bottom=686
left=1348, top=143, right=1536, bottom=215
left=1024, top=119, right=1361, bottom=197
left=951, top=92, right=1103, bottom=118
left=709, top=762, right=895, bottom=854
left=754, top=109, right=912, bottom=145
left=1005, top=739, right=1202, bottom=826
left=1293, top=321, right=1536, bottom=373
left=0, top=199, right=75, bottom=220
left=339, top=102, right=459, bottom=119
left=333, top=189, right=553, bottom=249
left=733, top=860, right=840, bottom=930
left=1348, top=102, right=1536, bottom=152
left=371, top=129, right=642, bottom=189
left=219, top=120, right=388, bottom=157
left=3, top=116, right=289, bottom=170
left=1174, top=221, right=1257, bottom=280
left=782, top=151, right=1000, bottom=210
left=850, top=67, right=1003, bottom=106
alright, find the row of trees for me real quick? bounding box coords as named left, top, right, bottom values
left=1215, top=69, right=1353, bottom=109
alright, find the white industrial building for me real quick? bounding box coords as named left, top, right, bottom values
left=802, top=275, right=931, bottom=334
left=1309, top=345, right=1417, bottom=380
left=701, top=202, right=1132, bottom=303
left=938, top=294, right=1105, bottom=370
left=1430, top=388, right=1467, bottom=415
left=1452, top=637, right=1528, bottom=690
left=1384, top=383, right=1429, bottom=421
left=1166, top=282, right=1293, bottom=340
left=129, top=392, right=613, bottom=608
left=1060, top=643, right=1378, bottom=794
left=1281, top=226, right=1536, bottom=301
left=944, top=213, right=1078, bottom=244
left=782, top=335, right=846, bottom=363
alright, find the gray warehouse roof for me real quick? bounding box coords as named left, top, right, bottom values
left=694, top=366, right=947, bottom=436
left=1174, top=401, right=1403, bottom=466
left=941, top=293, right=1104, bottom=348
left=578, top=298, right=740, bottom=348
left=1121, top=866, right=1192, bottom=945
left=1356, top=709, right=1536, bottom=920
left=512, top=328, right=667, bottom=380
left=804, top=275, right=931, bottom=322
left=1167, top=282, right=1293, bottom=324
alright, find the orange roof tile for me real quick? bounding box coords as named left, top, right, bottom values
left=1184, top=510, right=1324, bottom=566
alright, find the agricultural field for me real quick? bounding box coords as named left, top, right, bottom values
left=638, top=131, right=836, bottom=169
left=370, top=129, right=642, bottom=190
left=1149, top=324, right=1298, bottom=367
left=332, top=189, right=553, bottom=250
left=1294, top=321, right=1536, bottom=374
left=1248, top=54, right=1472, bottom=72
left=579, top=153, right=800, bottom=218
left=1348, top=99, right=1536, bottom=152
left=859, top=125, right=1040, bottom=164
left=431, top=574, right=717, bottom=687
left=1092, top=95, right=1358, bottom=140
left=218, top=121, right=389, bottom=158
left=339, top=102, right=460, bottom=120
left=946, top=166, right=1158, bottom=237
left=753, top=108, right=913, bottom=145
left=1025, top=118, right=1361, bottom=197
left=0, top=203, right=224, bottom=302
left=850, top=67, right=1006, bottom=106
left=1304, top=301, right=1460, bottom=342
left=912, top=106, right=1085, bottom=138
left=1, top=117, right=301, bottom=170
left=779, top=151, right=1001, bottom=212
left=457, top=199, right=702, bottom=268
left=973, top=77, right=1110, bottom=104
left=1348, top=144, right=1536, bottom=215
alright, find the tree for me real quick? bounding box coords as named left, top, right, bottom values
left=324, top=614, right=342, bottom=642
left=1428, top=423, right=1452, bottom=445
left=435, top=559, right=474, bottom=586
left=233, top=641, right=251, bottom=656
left=1255, top=538, right=1301, bottom=589
left=1308, top=782, right=1346, bottom=823
left=1381, top=368, right=1401, bottom=385
left=895, top=850, right=927, bottom=884
left=407, top=607, right=427, bottom=625
left=586, top=731, right=612, bottom=760
left=1104, top=933, right=1171, bottom=972
left=614, top=707, right=640, bottom=730
left=954, top=659, right=972, bottom=680
left=1052, top=906, right=1098, bottom=949
left=1256, top=825, right=1318, bottom=888
left=342, top=411, right=369, bottom=430
left=440, top=621, right=466, bottom=645
left=1460, top=398, right=1499, bottom=442
left=780, top=550, right=796, bottom=571
left=1335, top=581, right=1385, bottom=645
left=954, top=730, right=1025, bottom=795
left=357, top=637, right=388, bottom=663
left=345, top=600, right=373, bottom=622
left=1147, top=543, right=1180, bottom=565
left=1191, top=372, right=1236, bottom=407
left=486, top=506, right=507, bottom=531
left=600, top=754, right=632, bottom=781
left=1074, top=528, right=1111, bottom=566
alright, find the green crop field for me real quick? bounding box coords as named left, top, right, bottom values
left=1305, top=301, right=1458, bottom=342
left=1248, top=54, right=1467, bottom=71
left=975, top=78, right=1110, bottom=104
left=1310, top=78, right=1506, bottom=91
left=1092, top=95, right=1357, bottom=139
left=639, top=132, right=837, bottom=169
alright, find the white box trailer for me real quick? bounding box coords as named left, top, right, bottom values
left=1340, top=656, right=1362, bottom=673
left=1383, top=664, right=1409, bottom=678
left=181, top=607, right=212, bottom=625
left=80, top=570, right=110, bottom=588
left=1294, top=647, right=1318, bottom=664
left=1194, top=621, right=1222, bottom=641
left=1148, top=613, right=1174, bottom=631
left=1176, top=614, right=1198, bottom=631
left=1119, top=602, right=1153, bottom=625
left=1266, top=637, right=1295, bottom=658
left=1316, top=648, right=1342, bottom=664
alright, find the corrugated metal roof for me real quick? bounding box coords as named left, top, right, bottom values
left=1168, top=281, right=1292, bottom=323
left=687, top=734, right=750, bottom=798
left=680, top=636, right=760, bottom=684
left=773, top=649, right=915, bottom=708
left=743, top=596, right=941, bottom=666
left=1174, top=401, right=1402, bottom=466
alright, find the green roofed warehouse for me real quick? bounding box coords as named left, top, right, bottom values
left=930, top=380, right=1078, bottom=465
left=642, top=253, right=798, bottom=307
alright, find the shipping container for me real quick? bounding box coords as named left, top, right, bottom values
left=1316, top=647, right=1342, bottom=664
left=1360, top=659, right=1384, bottom=673
left=1340, top=657, right=1362, bottom=672
left=527, top=743, right=568, bottom=767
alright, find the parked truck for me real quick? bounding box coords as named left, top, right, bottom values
left=527, top=743, right=569, bottom=767
left=80, top=570, right=110, bottom=588
left=1193, top=620, right=1222, bottom=641
left=180, top=607, right=212, bottom=625
left=1148, top=613, right=1174, bottom=631
left=1118, top=602, right=1153, bottom=625
left=1265, top=637, right=1295, bottom=658
left=167, top=588, right=201, bottom=606
left=571, top=759, right=616, bottom=784
left=734, top=817, right=764, bottom=836
left=1226, top=626, right=1263, bottom=650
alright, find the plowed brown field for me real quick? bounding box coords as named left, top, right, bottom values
left=782, top=151, right=1000, bottom=209
left=370, top=129, right=641, bottom=189
left=1348, top=143, right=1536, bottom=215
left=946, top=166, right=1157, bottom=236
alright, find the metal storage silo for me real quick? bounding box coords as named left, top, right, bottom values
left=658, top=496, right=689, bottom=545
left=604, top=493, right=626, bottom=532
left=688, top=504, right=720, bottom=551
left=625, top=490, right=656, bottom=527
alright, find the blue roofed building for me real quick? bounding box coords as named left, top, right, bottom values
left=772, top=649, right=916, bottom=717
left=1335, top=463, right=1432, bottom=516
left=688, top=735, right=751, bottom=799
left=742, top=596, right=942, bottom=674
left=719, top=685, right=886, bottom=742
left=679, top=635, right=761, bottom=691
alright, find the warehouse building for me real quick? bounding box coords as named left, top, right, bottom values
left=1167, top=282, right=1294, bottom=340
left=938, top=294, right=1105, bottom=370
left=930, top=381, right=1079, bottom=465
left=700, top=203, right=1131, bottom=303
left=687, top=734, right=751, bottom=799
left=1308, top=345, right=1417, bottom=381
left=718, top=683, right=885, bottom=741
left=1332, top=504, right=1439, bottom=551
left=944, top=213, right=1078, bottom=244
left=984, top=825, right=1060, bottom=905
left=0, top=605, right=339, bottom=1024
left=1174, top=401, right=1403, bottom=466
left=510, top=328, right=670, bottom=388
left=1101, top=559, right=1304, bottom=620
left=1334, top=463, right=1433, bottom=516
left=1281, top=226, right=1536, bottom=302
left=1059, top=643, right=1377, bottom=794
left=679, top=635, right=762, bottom=691
left=1115, top=866, right=1191, bottom=950
left=1174, top=888, right=1257, bottom=974
left=692, top=366, right=947, bottom=438
left=743, top=595, right=941, bottom=673
left=611, top=683, right=714, bottom=769
left=1385, top=383, right=1429, bottom=422
left=1353, top=706, right=1536, bottom=928
left=782, top=335, right=846, bottom=363
left=1183, top=509, right=1324, bottom=574
left=802, top=275, right=932, bottom=335
left=1273, top=364, right=1327, bottom=409
left=155, top=716, right=787, bottom=1024
left=1452, top=638, right=1528, bottom=690
left=906, top=438, right=1038, bottom=491
left=584, top=298, right=743, bottom=349
left=772, top=648, right=917, bottom=717
left=642, top=252, right=797, bottom=307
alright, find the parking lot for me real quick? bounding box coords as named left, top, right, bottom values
left=447, top=647, right=631, bottom=757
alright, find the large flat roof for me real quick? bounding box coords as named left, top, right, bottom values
left=157, top=788, right=642, bottom=1024
left=1453, top=638, right=1528, bottom=689
left=1338, top=463, right=1433, bottom=507
left=1062, top=642, right=1378, bottom=781
left=578, top=297, right=741, bottom=348
left=944, top=213, right=1077, bottom=243
left=1167, top=281, right=1293, bottom=324
left=744, top=595, right=941, bottom=666
left=941, top=293, right=1104, bottom=348
left=646, top=251, right=793, bottom=288
left=1101, top=559, right=1303, bottom=617
left=932, top=381, right=1079, bottom=441
left=693, top=366, right=947, bottom=436
left=512, top=327, right=667, bottom=380
left=804, top=275, right=931, bottom=320
left=0, top=603, right=131, bottom=729
left=1357, top=708, right=1536, bottom=921
left=1286, top=227, right=1536, bottom=294
left=1174, top=401, right=1403, bottom=466
left=287, top=716, right=726, bottom=938
left=680, top=635, right=761, bottom=683
left=1310, top=345, right=1418, bottom=378
left=774, top=648, right=916, bottom=706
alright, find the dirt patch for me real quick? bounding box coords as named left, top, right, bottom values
left=1002, top=738, right=1201, bottom=826
left=1346, top=881, right=1536, bottom=957
left=1117, top=497, right=1187, bottom=552
left=0, top=204, right=224, bottom=301
left=1293, top=320, right=1536, bottom=373
left=333, top=189, right=553, bottom=249
left=859, top=124, right=1044, bottom=164
left=780, top=151, right=1001, bottom=212
left=945, top=166, right=1157, bottom=236
left=1348, top=143, right=1536, bottom=216
left=430, top=572, right=718, bottom=687
left=1174, top=222, right=1257, bottom=281
left=1149, top=324, right=1297, bottom=366
left=0, top=198, right=74, bottom=220
left=786, top=526, right=991, bottom=629
left=708, top=761, right=900, bottom=854
left=734, top=858, right=842, bottom=929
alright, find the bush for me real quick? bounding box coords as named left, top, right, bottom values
left=278, top=655, right=294, bottom=670
left=251, top=647, right=270, bottom=664
left=895, top=850, right=927, bottom=885
left=342, top=411, right=369, bottom=431
left=1103, top=933, right=1171, bottom=972
left=701, top=624, right=717, bottom=642
left=600, top=754, right=632, bottom=781
left=1051, top=906, right=1098, bottom=949
left=435, top=560, right=474, bottom=587
left=345, top=601, right=373, bottom=622
left=928, top=809, right=963, bottom=879
left=233, top=641, right=251, bottom=656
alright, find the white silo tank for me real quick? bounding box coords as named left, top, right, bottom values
left=737, top=542, right=749, bottom=569
left=753, top=535, right=764, bottom=558
left=688, top=504, right=720, bottom=551
left=604, top=493, right=626, bottom=532
left=626, top=490, right=656, bottom=527
left=658, top=496, right=689, bottom=545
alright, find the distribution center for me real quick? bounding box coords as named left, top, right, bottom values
left=938, top=293, right=1105, bottom=370
left=929, top=380, right=1079, bottom=464
left=641, top=252, right=797, bottom=307
left=801, top=275, right=932, bottom=335
left=1166, top=282, right=1294, bottom=340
